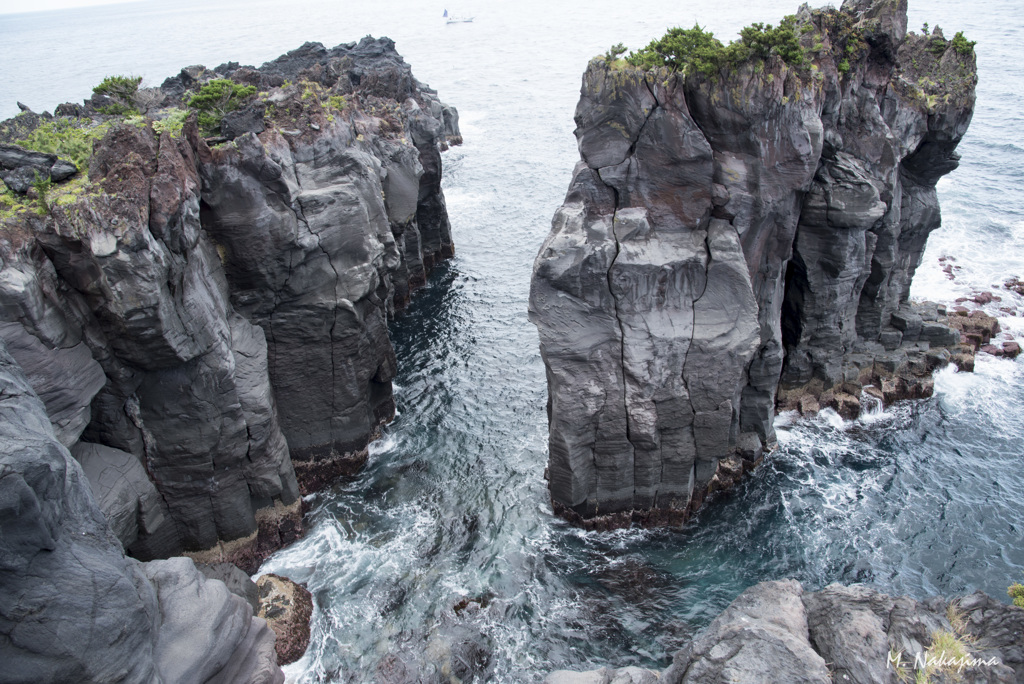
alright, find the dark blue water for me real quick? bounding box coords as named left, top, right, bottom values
left=2, top=0, right=1023, bottom=681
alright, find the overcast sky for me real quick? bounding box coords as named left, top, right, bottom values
left=0, top=0, right=137, bottom=14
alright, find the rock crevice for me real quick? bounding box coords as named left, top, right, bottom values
left=530, top=0, right=976, bottom=526
left=0, top=37, right=458, bottom=680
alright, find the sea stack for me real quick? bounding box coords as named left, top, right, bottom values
left=529, top=0, right=977, bottom=527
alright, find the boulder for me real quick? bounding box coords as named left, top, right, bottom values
left=220, top=100, right=266, bottom=139
left=551, top=581, right=1020, bottom=684
left=662, top=580, right=830, bottom=684
left=198, top=562, right=261, bottom=613
left=256, top=573, right=314, bottom=665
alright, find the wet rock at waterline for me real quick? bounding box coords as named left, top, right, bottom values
left=529, top=0, right=977, bottom=526
left=551, top=581, right=1020, bottom=684
left=256, top=573, right=314, bottom=666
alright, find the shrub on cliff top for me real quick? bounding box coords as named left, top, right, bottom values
left=627, top=24, right=723, bottom=75
left=16, top=118, right=110, bottom=170
left=951, top=31, right=976, bottom=57
left=626, top=16, right=804, bottom=77
left=604, top=42, right=628, bottom=61
left=1010, top=581, right=1024, bottom=608
left=187, top=79, right=257, bottom=135
left=93, top=74, right=142, bottom=116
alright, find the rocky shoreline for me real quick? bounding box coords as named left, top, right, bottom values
left=0, top=37, right=458, bottom=680
left=547, top=580, right=1023, bottom=684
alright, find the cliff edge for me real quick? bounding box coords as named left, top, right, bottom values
left=529, top=0, right=977, bottom=526
left=0, top=37, right=459, bottom=566
left=0, top=37, right=458, bottom=680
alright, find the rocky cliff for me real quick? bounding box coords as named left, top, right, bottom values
left=528, top=0, right=977, bottom=526
left=0, top=37, right=458, bottom=565
left=546, top=580, right=1023, bottom=683
left=0, top=339, right=283, bottom=683
left=0, top=37, right=457, bottom=680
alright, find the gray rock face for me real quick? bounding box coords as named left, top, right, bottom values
left=529, top=0, right=976, bottom=524
left=553, top=581, right=1020, bottom=684
left=199, top=562, right=262, bottom=613
left=0, top=340, right=283, bottom=683
left=664, top=580, right=831, bottom=684
left=0, top=38, right=457, bottom=565
left=0, top=142, right=78, bottom=194
left=197, top=37, right=456, bottom=478
left=0, top=120, right=299, bottom=561
left=72, top=441, right=165, bottom=548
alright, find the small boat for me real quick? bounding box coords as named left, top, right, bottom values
left=443, top=9, right=474, bottom=23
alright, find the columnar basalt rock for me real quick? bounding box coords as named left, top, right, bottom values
left=0, top=340, right=283, bottom=683
left=529, top=0, right=976, bottom=526
left=0, top=37, right=458, bottom=561
left=196, top=37, right=457, bottom=489
left=0, top=36, right=456, bottom=682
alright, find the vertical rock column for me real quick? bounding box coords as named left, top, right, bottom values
left=530, top=0, right=975, bottom=527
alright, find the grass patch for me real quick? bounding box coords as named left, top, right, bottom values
left=153, top=108, right=189, bottom=137
left=0, top=185, right=33, bottom=220
left=15, top=118, right=112, bottom=171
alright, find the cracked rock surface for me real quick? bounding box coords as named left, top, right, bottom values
left=549, top=581, right=1021, bottom=684
left=0, top=37, right=457, bottom=563
left=529, top=0, right=976, bottom=525
left=0, top=339, right=283, bottom=684
left=0, top=36, right=456, bottom=683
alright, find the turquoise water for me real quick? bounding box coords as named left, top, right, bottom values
left=3, top=0, right=1023, bottom=681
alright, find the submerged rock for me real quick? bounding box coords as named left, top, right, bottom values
left=529, top=0, right=976, bottom=526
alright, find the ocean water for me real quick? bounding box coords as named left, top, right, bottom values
left=2, top=0, right=1023, bottom=681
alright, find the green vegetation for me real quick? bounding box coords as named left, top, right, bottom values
left=326, top=95, right=347, bottom=111
left=186, top=79, right=257, bottom=134
left=912, top=22, right=975, bottom=61
left=30, top=171, right=51, bottom=211
left=951, top=31, right=976, bottom=57
left=603, top=42, right=628, bottom=61
left=301, top=80, right=320, bottom=101
left=92, top=75, right=142, bottom=116
left=153, top=108, right=189, bottom=137
left=625, top=16, right=804, bottom=77
left=0, top=185, right=33, bottom=221
left=838, top=59, right=850, bottom=73
left=946, top=600, right=969, bottom=633
left=1009, top=581, right=1024, bottom=608
left=16, top=118, right=111, bottom=171
left=923, top=629, right=971, bottom=681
